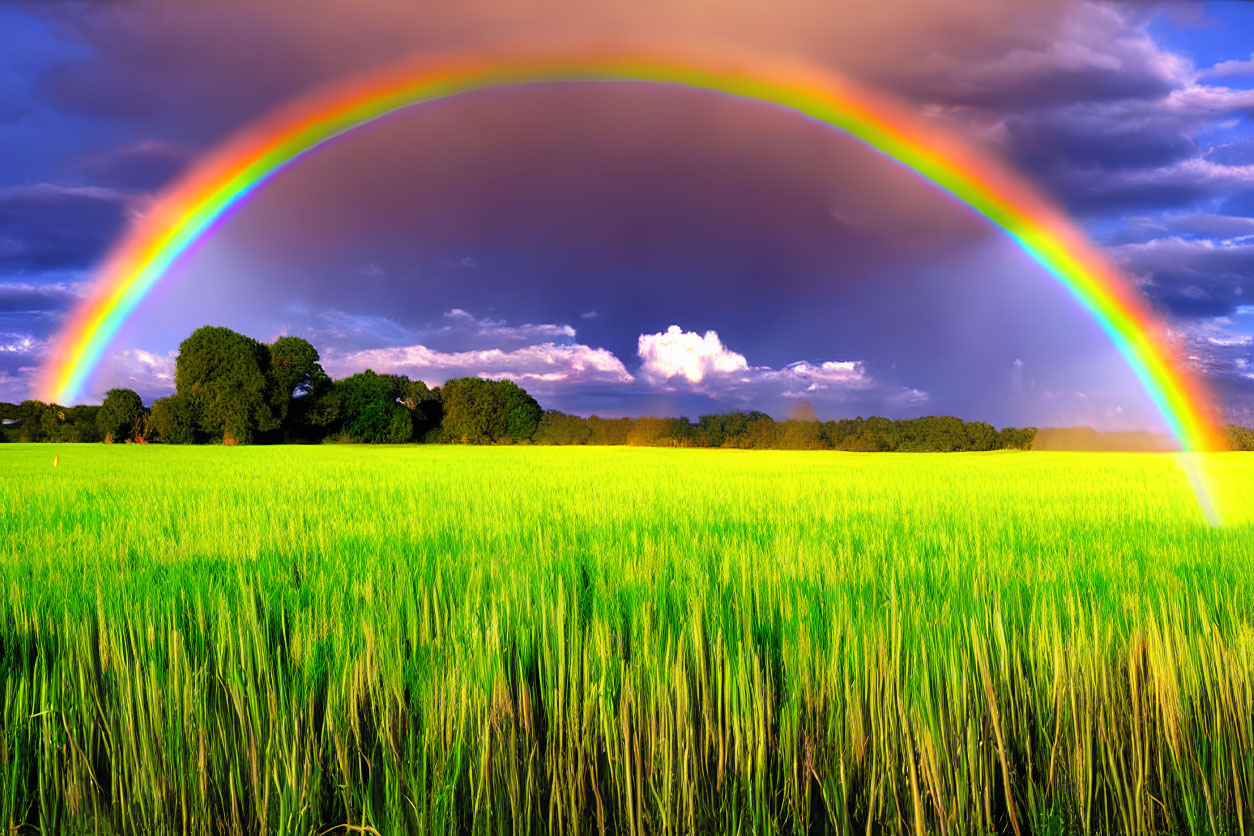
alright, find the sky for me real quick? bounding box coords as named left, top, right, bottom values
left=2, top=0, right=1253, bottom=429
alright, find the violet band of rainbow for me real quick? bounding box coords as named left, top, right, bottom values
left=40, top=44, right=1226, bottom=461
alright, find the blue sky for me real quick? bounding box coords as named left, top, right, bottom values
left=2, top=0, right=1253, bottom=429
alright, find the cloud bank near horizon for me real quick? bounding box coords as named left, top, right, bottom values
left=91, top=312, right=927, bottom=421
left=320, top=318, right=924, bottom=418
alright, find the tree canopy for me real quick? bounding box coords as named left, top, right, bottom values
left=97, top=388, right=143, bottom=443
left=175, top=326, right=275, bottom=444
left=440, top=377, right=541, bottom=444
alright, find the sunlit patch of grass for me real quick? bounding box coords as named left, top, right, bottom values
left=1, top=444, right=1252, bottom=834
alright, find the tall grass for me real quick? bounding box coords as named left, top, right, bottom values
left=1, top=444, right=1252, bottom=834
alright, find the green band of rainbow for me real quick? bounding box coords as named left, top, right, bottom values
left=40, top=42, right=1224, bottom=459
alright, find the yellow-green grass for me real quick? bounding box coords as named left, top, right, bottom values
left=1, top=444, right=1253, bottom=835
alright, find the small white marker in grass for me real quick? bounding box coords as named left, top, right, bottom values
left=53, top=454, right=59, bottom=467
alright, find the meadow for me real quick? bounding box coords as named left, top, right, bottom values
left=2, top=444, right=1253, bottom=835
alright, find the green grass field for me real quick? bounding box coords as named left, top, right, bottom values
left=2, top=444, right=1253, bottom=834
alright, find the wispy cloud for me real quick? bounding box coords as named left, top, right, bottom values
left=94, top=347, right=177, bottom=401
left=437, top=308, right=576, bottom=347
left=1201, top=53, right=1254, bottom=81
left=326, top=341, right=633, bottom=391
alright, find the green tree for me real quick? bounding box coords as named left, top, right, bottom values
left=1225, top=424, right=1254, bottom=451
left=334, top=370, right=414, bottom=443
left=13, top=401, right=46, bottom=442
left=661, top=417, right=700, bottom=447
left=441, top=378, right=541, bottom=444
left=744, top=414, right=781, bottom=449
left=97, top=388, right=143, bottom=443
left=266, top=336, right=325, bottom=434
left=65, top=405, right=102, bottom=443
left=397, top=377, right=442, bottom=440
left=39, top=404, right=85, bottom=442
left=965, top=420, right=999, bottom=451
left=501, top=381, right=542, bottom=442
left=295, top=372, right=342, bottom=441
left=150, top=393, right=200, bottom=444
left=175, top=326, right=276, bottom=444
left=700, top=411, right=772, bottom=448
left=998, top=426, right=1037, bottom=450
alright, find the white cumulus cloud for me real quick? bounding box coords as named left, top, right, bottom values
left=637, top=325, right=749, bottom=385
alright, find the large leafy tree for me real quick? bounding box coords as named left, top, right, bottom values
left=441, top=377, right=541, bottom=444
left=500, top=380, right=542, bottom=441
left=149, top=393, right=200, bottom=444
left=292, top=370, right=341, bottom=441
left=97, top=388, right=143, bottom=443
left=396, top=377, right=442, bottom=440
left=267, top=336, right=325, bottom=433
left=334, top=370, right=414, bottom=443
left=999, top=426, right=1037, bottom=450
left=175, top=326, right=276, bottom=444
left=964, top=420, right=1000, bottom=451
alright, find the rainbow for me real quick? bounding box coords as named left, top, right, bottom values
left=40, top=41, right=1225, bottom=458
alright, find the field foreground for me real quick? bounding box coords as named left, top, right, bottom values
left=2, top=444, right=1254, bottom=835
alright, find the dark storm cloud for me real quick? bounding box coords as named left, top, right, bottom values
left=1114, top=237, right=1254, bottom=318
left=907, top=3, right=1182, bottom=110
left=0, top=183, right=128, bottom=271
left=1002, top=114, right=1197, bottom=174
left=900, top=3, right=1254, bottom=219
left=72, top=140, right=188, bottom=192
left=1173, top=307, right=1254, bottom=423
left=1110, top=213, right=1254, bottom=245
left=0, top=281, right=81, bottom=315
left=1047, top=164, right=1249, bottom=215
left=996, top=86, right=1254, bottom=214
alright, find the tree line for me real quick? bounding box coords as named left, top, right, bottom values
left=3, top=324, right=1251, bottom=450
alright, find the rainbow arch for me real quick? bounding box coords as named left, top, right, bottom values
left=40, top=41, right=1224, bottom=457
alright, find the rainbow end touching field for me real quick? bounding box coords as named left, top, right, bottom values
left=37, top=41, right=1227, bottom=485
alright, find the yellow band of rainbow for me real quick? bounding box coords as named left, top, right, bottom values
left=39, top=42, right=1225, bottom=462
